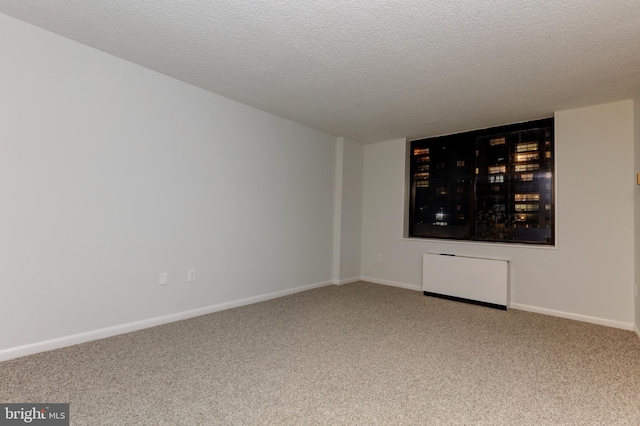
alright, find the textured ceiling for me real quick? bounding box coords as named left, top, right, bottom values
left=1, top=1, right=640, bottom=143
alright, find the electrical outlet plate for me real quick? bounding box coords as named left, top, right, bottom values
left=159, top=272, right=168, bottom=285
left=187, top=269, right=196, bottom=282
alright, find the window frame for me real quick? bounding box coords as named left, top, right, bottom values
left=406, top=118, right=555, bottom=246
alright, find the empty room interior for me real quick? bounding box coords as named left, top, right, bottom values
left=1, top=1, right=640, bottom=424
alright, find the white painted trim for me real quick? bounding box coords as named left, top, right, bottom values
left=401, top=237, right=558, bottom=250
left=333, top=276, right=361, bottom=285
left=510, top=303, right=634, bottom=331
left=0, top=280, right=333, bottom=362
left=360, top=276, right=422, bottom=292
left=332, top=137, right=344, bottom=283
left=634, top=325, right=640, bottom=341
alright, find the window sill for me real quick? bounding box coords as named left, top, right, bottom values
left=401, top=237, right=558, bottom=250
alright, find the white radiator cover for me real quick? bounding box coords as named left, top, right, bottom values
left=422, top=253, right=510, bottom=309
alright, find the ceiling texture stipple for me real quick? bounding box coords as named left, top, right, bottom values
left=1, top=1, right=640, bottom=143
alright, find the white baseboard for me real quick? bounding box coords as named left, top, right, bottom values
left=360, top=276, right=422, bottom=292
left=634, top=325, right=640, bottom=341
left=0, top=280, right=333, bottom=362
left=333, top=276, right=361, bottom=285
left=510, top=303, right=634, bottom=331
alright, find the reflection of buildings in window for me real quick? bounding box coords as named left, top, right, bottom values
left=516, top=142, right=538, bottom=152
left=488, top=165, right=507, bottom=174
left=457, top=186, right=465, bottom=193
left=414, top=172, right=429, bottom=179
left=435, top=187, right=447, bottom=195
left=489, top=175, right=504, bottom=183
left=515, top=152, right=539, bottom=162
left=493, top=204, right=505, bottom=212
left=490, top=137, right=506, bottom=146
left=456, top=214, right=465, bottom=220
left=514, top=193, right=540, bottom=201
left=436, top=163, right=446, bottom=170
left=545, top=151, right=552, bottom=159
left=416, top=181, right=429, bottom=187
left=456, top=160, right=465, bottom=167
left=413, top=148, right=430, bottom=155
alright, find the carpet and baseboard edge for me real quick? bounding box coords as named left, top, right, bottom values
left=0, top=280, right=333, bottom=362
left=360, top=276, right=634, bottom=331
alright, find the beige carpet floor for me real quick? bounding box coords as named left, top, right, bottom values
left=1, top=281, right=640, bottom=425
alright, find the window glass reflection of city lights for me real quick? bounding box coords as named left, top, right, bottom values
left=489, top=175, right=504, bottom=183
